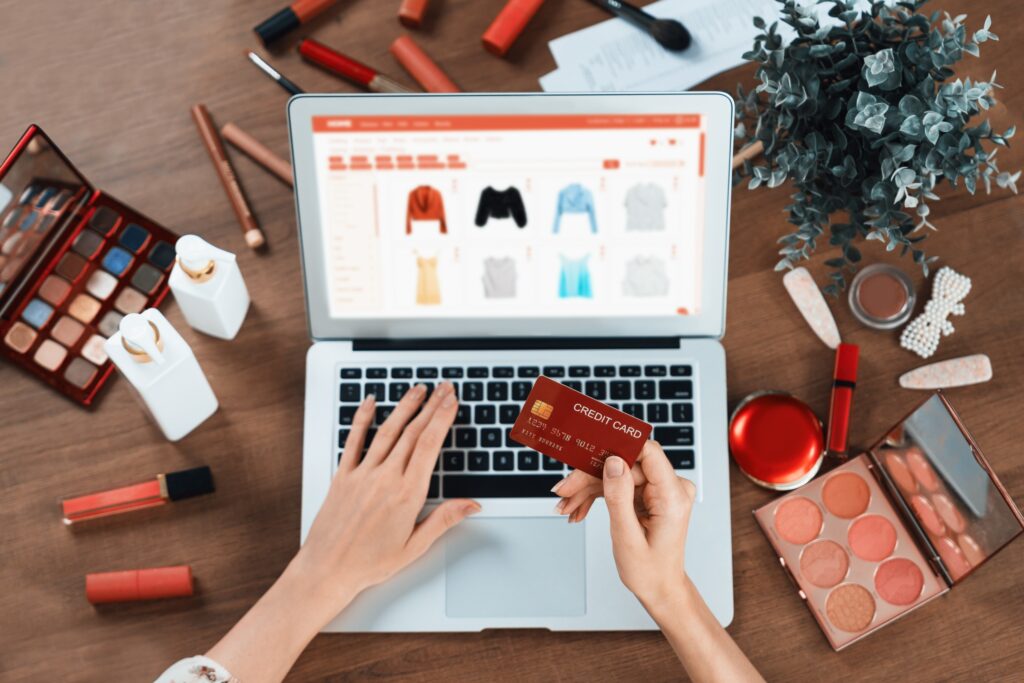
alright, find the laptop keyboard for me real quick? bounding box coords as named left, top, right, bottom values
left=337, top=363, right=696, bottom=500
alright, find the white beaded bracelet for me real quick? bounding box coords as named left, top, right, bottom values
left=899, top=266, right=972, bottom=358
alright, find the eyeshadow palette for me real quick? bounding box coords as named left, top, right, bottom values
left=0, top=126, right=178, bottom=405
left=755, top=393, right=1024, bottom=650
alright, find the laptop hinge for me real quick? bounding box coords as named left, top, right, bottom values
left=352, top=337, right=683, bottom=352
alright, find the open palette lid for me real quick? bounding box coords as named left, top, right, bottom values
left=870, top=393, right=1024, bottom=585
left=0, top=126, right=92, bottom=317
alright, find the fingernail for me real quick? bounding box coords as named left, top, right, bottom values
left=550, top=477, right=567, bottom=494
left=605, top=456, right=625, bottom=478
left=554, top=499, right=567, bottom=514
left=443, top=391, right=457, bottom=407
left=465, top=501, right=481, bottom=516
left=364, top=394, right=376, bottom=405
left=438, top=382, right=453, bottom=396
left=413, top=383, right=426, bottom=396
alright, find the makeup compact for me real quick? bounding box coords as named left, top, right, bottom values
left=755, top=393, right=1024, bottom=650
left=0, top=126, right=179, bottom=405
left=848, top=264, right=916, bottom=330
left=730, top=391, right=825, bottom=491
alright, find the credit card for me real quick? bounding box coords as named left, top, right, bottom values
left=510, top=376, right=652, bottom=477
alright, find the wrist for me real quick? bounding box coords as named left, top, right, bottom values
left=278, top=557, right=361, bottom=630
left=637, top=574, right=696, bottom=625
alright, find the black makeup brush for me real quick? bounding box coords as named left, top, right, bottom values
left=586, top=0, right=692, bottom=52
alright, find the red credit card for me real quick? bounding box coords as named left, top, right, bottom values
left=510, top=376, right=652, bottom=477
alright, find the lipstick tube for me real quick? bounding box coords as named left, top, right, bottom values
left=298, top=39, right=414, bottom=94
left=255, top=0, right=339, bottom=47
left=482, top=0, right=547, bottom=57
left=61, top=466, right=214, bottom=524
left=86, top=565, right=194, bottom=604
left=827, top=343, right=859, bottom=455
left=398, top=0, right=430, bottom=28
left=390, top=35, right=460, bottom=93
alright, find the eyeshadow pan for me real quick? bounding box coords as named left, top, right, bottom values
left=131, top=263, right=164, bottom=293
left=874, top=558, right=924, bottom=606
left=149, top=241, right=176, bottom=270
left=56, top=252, right=88, bottom=281
left=822, top=473, right=870, bottom=519
left=86, top=270, right=118, bottom=300
left=800, top=540, right=849, bottom=588
left=826, top=583, right=875, bottom=633
left=4, top=321, right=37, bottom=353
left=38, top=275, right=71, bottom=306
left=775, top=496, right=822, bottom=545
left=114, top=287, right=147, bottom=314
left=69, top=293, right=102, bottom=324
left=19, top=185, right=39, bottom=204
left=102, top=246, right=134, bottom=276
left=119, top=223, right=150, bottom=253
left=98, top=310, right=123, bottom=337
left=72, top=229, right=105, bottom=259
left=64, top=357, right=98, bottom=389
left=19, top=210, right=38, bottom=231
left=848, top=515, right=897, bottom=561
left=33, top=338, right=67, bottom=371
left=22, top=298, right=54, bottom=329
left=81, top=334, right=108, bottom=365
left=90, top=206, right=120, bottom=235
left=52, top=315, right=85, bottom=347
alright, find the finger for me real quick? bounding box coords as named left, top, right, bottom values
left=402, top=499, right=481, bottom=564
left=638, top=440, right=678, bottom=486
left=362, top=383, right=427, bottom=466
left=551, top=469, right=597, bottom=499
left=603, top=456, right=646, bottom=551
left=386, top=382, right=453, bottom=472
left=556, top=487, right=597, bottom=519
left=569, top=497, right=596, bottom=524
left=338, top=395, right=376, bottom=472
left=406, top=385, right=460, bottom=483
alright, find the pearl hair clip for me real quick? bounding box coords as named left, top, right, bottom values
left=899, top=266, right=971, bottom=358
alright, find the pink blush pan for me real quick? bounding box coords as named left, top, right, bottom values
left=849, top=515, right=897, bottom=562
left=775, top=497, right=822, bottom=545
left=875, top=558, right=924, bottom=605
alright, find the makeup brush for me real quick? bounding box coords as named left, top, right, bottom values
left=586, top=0, right=691, bottom=52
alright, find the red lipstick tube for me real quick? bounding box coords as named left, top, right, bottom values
left=482, top=0, right=547, bottom=57
left=827, top=343, right=859, bottom=455
left=298, top=39, right=414, bottom=94
left=390, top=36, right=460, bottom=93
left=255, top=0, right=339, bottom=47
left=86, top=565, right=194, bottom=604
left=61, top=466, right=214, bottom=524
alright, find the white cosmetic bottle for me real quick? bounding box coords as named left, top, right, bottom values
left=104, top=309, right=218, bottom=441
left=169, top=235, right=250, bottom=340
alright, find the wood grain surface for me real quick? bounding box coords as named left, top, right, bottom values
left=1, top=1, right=1022, bottom=680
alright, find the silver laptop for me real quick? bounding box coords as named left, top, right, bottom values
left=288, top=93, right=734, bottom=631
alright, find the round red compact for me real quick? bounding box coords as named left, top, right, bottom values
left=729, top=391, right=824, bottom=491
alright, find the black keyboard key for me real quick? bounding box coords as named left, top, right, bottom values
left=455, top=428, right=478, bottom=448
left=340, top=383, right=361, bottom=402
left=455, top=405, right=472, bottom=424
left=341, top=367, right=362, bottom=379
left=493, top=451, right=515, bottom=470
left=416, top=367, right=438, bottom=379
left=422, top=382, right=435, bottom=397
left=443, top=474, right=562, bottom=498
left=565, top=380, right=583, bottom=392
left=569, top=366, right=591, bottom=378
left=635, top=380, right=655, bottom=400
left=672, top=402, right=694, bottom=423
left=594, top=365, right=615, bottom=377
left=670, top=365, right=692, bottom=377
left=543, top=366, right=566, bottom=377
left=442, top=367, right=464, bottom=378
left=505, top=427, right=518, bottom=447
left=610, top=380, right=631, bottom=400
left=654, top=426, right=694, bottom=446
left=392, top=367, right=413, bottom=378
left=659, top=380, right=693, bottom=400
left=339, top=405, right=357, bottom=425
left=367, top=367, right=387, bottom=379
left=585, top=380, right=607, bottom=400
left=512, top=381, right=532, bottom=401
left=481, top=428, right=502, bottom=448
left=474, top=405, right=496, bottom=424
left=468, top=451, right=490, bottom=471
left=623, top=403, right=644, bottom=418
left=542, top=455, right=564, bottom=471
left=365, top=382, right=385, bottom=399
left=468, top=367, right=489, bottom=378
left=619, top=365, right=641, bottom=377
left=443, top=451, right=466, bottom=471
left=389, top=382, right=411, bottom=402
left=493, top=367, right=514, bottom=378
left=518, top=366, right=540, bottom=378
left=644, top=365, right=667, bottom=377
left=666, top=449, right=695, bottom=469
left=338, top=428, right=350, bottom=448
left=443, top=430, right=453, bottom=448
left=499, top=404, right=519, bottom=424
left=462, top=382, right=484, bottom=401
left=487, top=382, right=509, bottom=402
left=647, top=403, right=668, bottom=423
left=518, top=450, right=539, bottom=470
left=428, top=475, right=439, bottom=499
left=375, top=405, right=395, bottom=424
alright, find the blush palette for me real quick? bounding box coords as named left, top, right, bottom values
left=755, top=393, right=1024, bottom=650
left=0, top=126, right=178, bottom=405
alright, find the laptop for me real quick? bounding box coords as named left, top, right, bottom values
left=288, top=93, right=734, bottom=631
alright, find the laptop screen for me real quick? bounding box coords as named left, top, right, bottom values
left=309, top=113, right=708, bottom=320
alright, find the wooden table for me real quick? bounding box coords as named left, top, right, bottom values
left=2, top=1, right=1022, bottom=680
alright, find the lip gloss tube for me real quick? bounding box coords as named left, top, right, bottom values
left=298, top=39, right=415, bottom=94
left=827, top=343, right=859, bottom=455
left=61, top=466, right=214, bottom=524
left=86, top=565, right=194, bottom=604
left=390, top=35, right=460, bottom=93
left=482, top=0, right=547, bottom=57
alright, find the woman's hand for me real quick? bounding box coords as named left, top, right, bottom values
left=291, top=381, right=480, bottom=614
left=554, top=441, right=695, bottom=609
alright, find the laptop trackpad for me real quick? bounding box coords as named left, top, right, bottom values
left=445, top=517, right=586, bottom=618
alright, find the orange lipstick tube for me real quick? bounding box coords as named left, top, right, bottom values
left=390, top=35, right=460, bottom=93
left=482, top=0, right=547, bottom=57
left=86, top=565, right=194, bottom=604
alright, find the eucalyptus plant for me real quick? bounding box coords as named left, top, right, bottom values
left=734, top=0, right=1018, bottom=294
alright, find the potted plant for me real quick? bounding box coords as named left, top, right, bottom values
left=734, top=0, right=1018, bottom=294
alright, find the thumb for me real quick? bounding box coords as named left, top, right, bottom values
left=603, top=456, right=645, bottom=550
left=403, top=499, right=480, bottom=563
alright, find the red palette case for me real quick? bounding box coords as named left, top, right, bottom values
left=0, top=126, right=179, bottom=405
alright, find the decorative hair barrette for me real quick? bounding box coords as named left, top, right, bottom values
left=899, top=267, right=971, bottom=358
